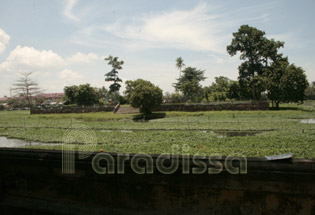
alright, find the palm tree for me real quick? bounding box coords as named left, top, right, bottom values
left=176, top=57, right=185, bottom=78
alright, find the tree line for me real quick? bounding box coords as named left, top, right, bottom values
left=7, top=25, right=313, bottom=113
left=62, top=25, right=311, bottom=113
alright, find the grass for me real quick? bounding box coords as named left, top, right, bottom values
left=0, top=102, right=315, bottom=158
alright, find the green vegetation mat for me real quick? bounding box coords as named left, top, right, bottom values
left=0, top=102, right=315, bottom=158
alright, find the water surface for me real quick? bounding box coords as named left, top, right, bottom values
left=0, top=137, right=61, bottom=148
left=300, top=119, right=315, bottom=124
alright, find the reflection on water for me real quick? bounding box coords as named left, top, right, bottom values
left=213, top=131, right=261, bottom=138
left=300, top=119, right=315, bottom=124
left=100, top=130, right=133, bottom=133
left=0, top=137, right=61, bottom=148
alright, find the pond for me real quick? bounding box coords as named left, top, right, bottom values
left=99, top=129, right=262, bottom=138
left=211, top=131, right=261, bottom=138
left=0, top=137, right=61, bottom=148
left=100, top=130, right=133, bottom=133
left=300, top=119, right=315, bottom=124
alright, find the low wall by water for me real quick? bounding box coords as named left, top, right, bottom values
left=154, top=100, right=269, bottom=112
left=30, top=105, right=115, bottom=114
left=0, top=148, right=314, bottom=215
left=30, top=100, right=269, bottom=114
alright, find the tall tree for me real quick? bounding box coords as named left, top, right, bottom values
left=104, top=56, right=123, bottom=103
left=227, top=25, right=284, bottom=99
left=264, top=56, right=289, bottom=108
left=12, top=72, right=43, bottom=107
left=176, top=57, right=185, bottom=78
left=280, top=64, right=309, bottom=104
left=174, top=67, right=206, bottom=102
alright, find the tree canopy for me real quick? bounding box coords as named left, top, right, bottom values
left=12, top=72, right=43, bottom=107
left=227, top=25, right=309, bottom=108
left=64, top=84, right=99, bottom=106
left=280, top=64, right=309, bottom=104
left=173, top=67, right=206, bottom=102
left=125, top=79, right=163, bottom=114
left=305, top=82, right=315, bottom=100
left=205, top=76, right=241, bottom=102
left=227, top=25, right=284, bottom=100
left=104, top=56, right=123, bottom=93
left=175, top=57, right=185, bottom=78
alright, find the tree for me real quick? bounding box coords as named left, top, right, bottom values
left=12, top=72, right=43, bottom=107
left=125, top=79, right=163, bottom=114
left=176, top=57, right=185, bottom=78
left=174, top=67, right=206, bottom=102
left=207, top=77, right=241, bottom=101
left=264, top=57, right=308, bottom=108
left=227, top=80, right=241, bottom=100
left=76, top=84, right=100, bottom=106
left=208, top=76, right=230, bottom=101
left=163, top=92, right=184, bottom=103
left=97, top=87, right=108, bottom=99
left=64, top=85, right=79, bottom=104
left=203, top=86, right=211, bottom=102
left=227, top=25, right=309, bottom=108
left=227, top=25, right=284, bottom=99
left=104, top=55, right=124, bottom=103
left=305, top=81, right=315, bottom=100
left=264, top=56, right=289, bottom=108
left=64, top=84, right=99, bottom=106
left=280, top=64, right=308, bottom=104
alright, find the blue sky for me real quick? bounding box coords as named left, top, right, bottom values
left=0, top=0, right=314, bottom=97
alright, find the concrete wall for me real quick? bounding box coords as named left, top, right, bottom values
left=30, top=105, right=115, bottom=114
left=31, top=101, right=269, bottom=114
left=154, top=100, right=269, bottom=112
left=0, top=148, right=314, bottom=215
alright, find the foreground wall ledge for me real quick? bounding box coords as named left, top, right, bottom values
left=1, top=148, right=315, bottom=215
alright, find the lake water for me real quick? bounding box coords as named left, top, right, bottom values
left=213, top=131, right=261, bottom=138
left=0, top=137, right=61, bottom=148
left=300, top=119, right=315, bottom=124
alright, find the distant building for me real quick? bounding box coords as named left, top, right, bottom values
left=38, top=93, right=64, bottom=107
left=40, top=93, right=64, bottom=100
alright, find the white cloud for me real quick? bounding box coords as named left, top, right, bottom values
left=71, top=2, right=273, bottom=53
left=104, top=2, right=228, bottom=52
left=66, top=52, right=100, bottom=63
left=0, top=28, right=10, bottom=54
left=0, top=46, right=65, bottom=73
left=58, top=69, right=83, bottom=80
left=0, top=46, right=101, bottom=75
left=63, top=0, right=79, bottom=22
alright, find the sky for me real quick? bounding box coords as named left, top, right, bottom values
left=0, top=0, right=314, bottom=97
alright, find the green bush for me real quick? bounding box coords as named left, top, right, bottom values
left=64, top=84, right=99, bottom=105
left=125, top=79, right=163, bottom=114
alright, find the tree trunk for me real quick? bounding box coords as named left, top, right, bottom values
left=275, top=101, right=280, bottom=110
left=252, top=87, right=257, bottom=100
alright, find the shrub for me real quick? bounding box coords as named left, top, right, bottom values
left=125, top=79, right=163, bottom=114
